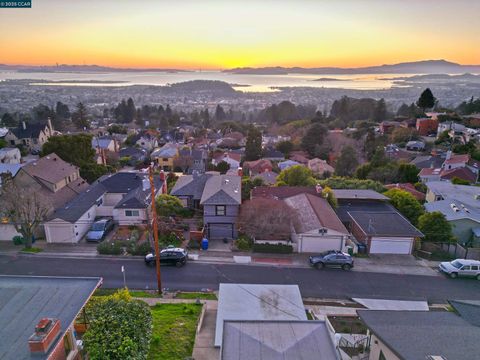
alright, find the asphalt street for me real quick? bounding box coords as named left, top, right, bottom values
left=1, top=254, right=479, bottom=302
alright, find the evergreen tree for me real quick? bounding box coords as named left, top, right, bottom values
left=202, top=109, right=210, bottom=128
left=335, top=146, right=358, bottom=177
left=71, top=102, right=90, bottom=129
left=417, top=88, right=436, bottom=111
left=396, top=103, right=410, bottom=117
left=372, top=98, right=387, bottom=122
left=418, top=211, right=455, bottom=243
left=245, top=127, right=263, bottom=161
left=215, top=105, right=226, bottom=122
left=126, top=98, right=136, bottom=123
left=301, top=123, right=328, bottom=157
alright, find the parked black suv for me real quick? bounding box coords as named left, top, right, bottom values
left=309, top=250, right=354, bottom=270
left=145, top=247, right=188, bottom=267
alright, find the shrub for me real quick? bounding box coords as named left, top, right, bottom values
left=126, top=241, right=152, bottom=256
left=235, top=235, right=253, bottom=251
left=158, top=232, right=182, bottom=248
left=252, top=243, right=293, bottom=254
left=129, top=229, right=140, bottom=242
left=83, top=290, right=152, bottom=360
left=12, top=235, right=25, bottom=246
left=97, top=241, right=123, bottom=255
left=156, top=194, right=185, bottom=217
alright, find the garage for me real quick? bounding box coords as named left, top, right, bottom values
left=299, top=234, right=344, bottom=253
left=208, top=223, right=234, bottom=240
left=370, top=237, right=413, bottom=254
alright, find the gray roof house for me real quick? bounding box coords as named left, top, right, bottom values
left=221, top=321, right=339, bottom=360
left=358, top=309, right=480, bottom=360
left=171, top=172, right=241, bottom=240
left=0, top=276, right=101, bottom=360
left=44, top=172, right=165, bottom=243
left=425, top=181, right=480, bottom=246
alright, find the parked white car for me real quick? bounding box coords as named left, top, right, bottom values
left=439, top=259, right=480, bottom=279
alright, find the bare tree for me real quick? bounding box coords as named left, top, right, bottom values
left=237, top=198, right=299, bottom=240
left=173, top=155, right=193, bottom=173
left=1, top=179, right=50, bottom=248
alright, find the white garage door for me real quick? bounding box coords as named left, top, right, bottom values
left=370, top=237, right=413, bottom=254
left=300, top=235, right=343, bottom=253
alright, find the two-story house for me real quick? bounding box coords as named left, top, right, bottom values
left=4, top=119, right=54, bottom=153
left=0, top=153, right=89, bottom=241
left=171, top=172, right=241, bottom=240
left=176, top=148, right=208, bottom=174
left=151, top=143, right=179, bottom=171
left=44, top=171, right=166, bottom=243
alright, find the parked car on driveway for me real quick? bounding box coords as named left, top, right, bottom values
left=309, top=250, right=354, bottom=270
left=439, top=259, right=480, bottom=279
left=86, top=218, right=115, bottom=242
left=145, top=247, right=188, bottom=267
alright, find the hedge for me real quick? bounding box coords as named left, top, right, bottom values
left=252, top=243, right=293, bottom=254
left=97, top=241, right=123, bottom=255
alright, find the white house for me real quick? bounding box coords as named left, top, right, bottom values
left=44, top=172, right=166, bottom=243
left=0, top=147, right=21, bottom=164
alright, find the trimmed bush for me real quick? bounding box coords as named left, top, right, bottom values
left=235, top=235, right=253, bottom=251
left=12, top=235, right=25, bottom=246
left=97, top=241, right=123, bottom=255
left=252, top=243, right=293, bottom=254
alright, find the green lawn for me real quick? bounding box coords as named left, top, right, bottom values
left=21, top=247, right=43, bottom=253
left=94, top=288, right=162, bottom=298
left=148, top=303, right=203, bottom=360
left=175, top=292, right=217, bottom=300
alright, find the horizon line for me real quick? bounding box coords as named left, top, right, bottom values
left=1, top=58, right=479, bottom=71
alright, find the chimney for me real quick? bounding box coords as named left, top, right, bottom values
left=446, top=150, right=452, bottom=160
left=159, top=170, right=167, bottom=193
left=28, top=318, right=61, bottom=355
left=237, top=167, right=243, bottom=177
left=47, top=117, right=53, bottom=133
left=22, top=121, right=26, bottom=130
left=315, top=184, right=323, bottom=194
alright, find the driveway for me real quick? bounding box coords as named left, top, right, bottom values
left=353, top=254, right=439, bottom=276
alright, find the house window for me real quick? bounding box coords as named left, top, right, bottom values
left=125, top=210, right=140, bottom=217
left=162, top=158, right=169, bottom=162
left=215, top=205, right=226, bottom=216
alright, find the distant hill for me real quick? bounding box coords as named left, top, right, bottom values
left=224, top=60, right=480, bottom=75
left=0, top=64, right=192, bottom=73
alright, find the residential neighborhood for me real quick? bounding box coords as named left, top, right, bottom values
left=1, top=1, right=480, bottom=359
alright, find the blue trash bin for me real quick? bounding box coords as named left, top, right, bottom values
left=201, top=238, right=209, bottom=250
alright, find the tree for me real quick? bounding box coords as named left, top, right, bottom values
left=391, top=127, right=418, bottom=144
left=1, top=112, right=17, bottom=127
left=276, top=165, right=316, bottom=186
left=80, top=163, right=112, bottom=183
left=301, top=123, right=328, bottom=157
left=276, top=140, right=293, bottom=157
left=321, top=186, right=337, bottom=208
left=417, top=88, right=436, bottom=112
left=1, top=180, right=50, bottom=249
left=83, top=289, right=152, bottom=360
left=215, top=105, right=226, bottom=122
left=72, top=102, right=90, bottom=129
left=397, top=163, right=420, bottom=183
left=156, top=194, right=185, bottom=217
left=173, top=153, right=193, bottom=173
left=319, top=176, right=386, bottom=192
left=372, top=98, right=387, bottom=122
left=42, top=134, right=95, bottom=166
left=364, top=128, right=377, bottom=160
left=237, top=198, right=299, bottom=240
left=215, top=161, right=230, bottom=174
left=245, top=127, right=263, bottom=161
left=126, top=98, right=136, bottom=123
left=417, top=211, right=455, bottom=243
left=335, top=146, right=358, bottom=177
left=396, top=103, right=410, bottom=117
left=384, top=188, right=424, bottom=225
left=241, top=177, right=264, bottom=201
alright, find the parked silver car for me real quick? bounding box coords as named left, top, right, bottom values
left=439, top=259, right=480, bottom=279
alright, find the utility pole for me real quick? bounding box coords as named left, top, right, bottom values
left=149, top=164, right=162, bottom=294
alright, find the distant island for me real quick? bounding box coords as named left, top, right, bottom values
left=0, top=64, right=192, bottom=73
left=312, top=78, right=347, bottom=82
left=224, top=60, right=480, bottom=75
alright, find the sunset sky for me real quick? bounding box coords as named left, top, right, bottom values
left=0, top=0, right=479, bottom=69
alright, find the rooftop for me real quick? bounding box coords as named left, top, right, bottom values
left=333, top=189, right=388, bottom=201
left=348, top=211, right=423, bottom=237
left=251, top=186, right=319, bottom=200
left=221, top=321, right=338, bottom=360
left=215, top=284, right=307, bottom=347
left=22, top=153, right=79, bottom=185
left=358, top=310, right=480, bottom=360
left=200, top=175, right=241, bottom=205
left=284, top=193, right=348, bottom=235
left=0, top=276, right=101, bottom=360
